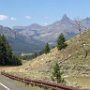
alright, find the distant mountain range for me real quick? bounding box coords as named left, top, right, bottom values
left=0, top=14, right=90, bottom=54
left=0, top=25, right=44, bottom=54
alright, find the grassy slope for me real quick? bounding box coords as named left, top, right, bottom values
left=22, top=29, right=90, bottom=72
left=1, top=29, right=90, bottom=89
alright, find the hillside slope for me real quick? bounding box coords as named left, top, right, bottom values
left=3, top=29, right=90, bottom=89
left=24, top=29, right=90, bottom=72
left=18, top=29, right=90, bottom=89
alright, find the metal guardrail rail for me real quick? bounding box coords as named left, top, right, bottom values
left=1, top=72, right=83, bottom=90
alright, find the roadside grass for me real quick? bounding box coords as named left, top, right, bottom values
left=1, top=29, right=90, bottom=89
left=65, top=76, right=90, bottom=89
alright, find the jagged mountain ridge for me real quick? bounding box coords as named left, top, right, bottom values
left=14, top=14, right=90, bottom=45
left=1, top=14, right=90, bottom=54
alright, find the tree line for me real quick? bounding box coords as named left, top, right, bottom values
left=21, top=33, right=67, bottom=60
left=44, top=33, right=67, bottom=54
left=0, top=35, right=22, bottom=66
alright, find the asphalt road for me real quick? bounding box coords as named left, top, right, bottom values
left=0, top=74, right=42, bottom=90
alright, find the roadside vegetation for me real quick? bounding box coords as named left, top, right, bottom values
left=51, top=62, right=65, bottom=83
left=1, top=29, right=90, bottom=89
left=0, top=35, right=22, bottom=66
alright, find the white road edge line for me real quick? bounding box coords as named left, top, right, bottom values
left=0, top=82, right=11, bottom=90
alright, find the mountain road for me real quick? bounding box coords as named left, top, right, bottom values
left=0, top=74, right=41, bottom=90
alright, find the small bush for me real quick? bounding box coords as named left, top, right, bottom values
left=51, top=62, right=65, bottom=83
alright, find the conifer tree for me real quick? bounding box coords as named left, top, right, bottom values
left=0, top=35, right=22, bottom=66
left=44, top=43, right=50, bottom=54
left=51, top=62, right=65, bottom=83
left=57, top=33, right=67, bottom=50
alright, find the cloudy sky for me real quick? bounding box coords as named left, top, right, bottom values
left=0, top=0, right=90, bottom=27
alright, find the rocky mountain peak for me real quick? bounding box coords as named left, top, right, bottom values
left=60, top=14, right=71, bottom=24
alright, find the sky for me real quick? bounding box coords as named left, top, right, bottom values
left=0, top=0, right=90, bottom=27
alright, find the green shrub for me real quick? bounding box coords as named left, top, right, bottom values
left=51, top=62, right=65, bottom=83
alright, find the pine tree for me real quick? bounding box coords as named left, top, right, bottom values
left=57, top=33, right=67, bottom=50
left=0, top=35, right=8, bottom=65
left=51, top=62, right=65, bottom=83
left=44, top=43, right=50, bottom=54
left=0, top=35, right=22, bottom=66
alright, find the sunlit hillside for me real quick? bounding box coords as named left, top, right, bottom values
left=2, top=29, right=90, bottom=89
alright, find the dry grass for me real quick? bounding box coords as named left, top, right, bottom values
left=65, top=76, right=90, bottom=89
left=1, top=29, right=90, bottom=89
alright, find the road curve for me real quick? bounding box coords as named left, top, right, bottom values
left=0, top=74, right=41, bottom=90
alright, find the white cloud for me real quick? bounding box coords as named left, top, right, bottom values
left=0, top=15, right=8, bottom=21
left=25, top=16, right=32, bottom=20
left=10, top=17, right=16, bottom=21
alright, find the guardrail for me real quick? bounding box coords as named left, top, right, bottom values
left=1, top=72, right=83, bottom=90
